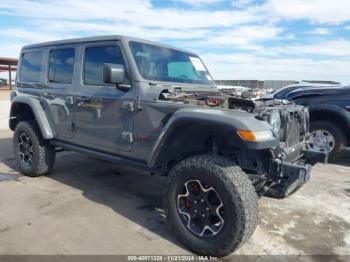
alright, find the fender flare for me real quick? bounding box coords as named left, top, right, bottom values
left=147, top=107, right=277, bottom=168
left=308, top=105, right=350, bottom=129
left=10, top=96, right=54, bottom=139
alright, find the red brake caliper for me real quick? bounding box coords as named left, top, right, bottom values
left=184, top=198, right=192, bottom=209
left=191, top=182, right=200, bottom=194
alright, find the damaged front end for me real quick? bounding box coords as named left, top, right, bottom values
left=228, top=95, right=327, bottom=198
left=159, top=88, right=326, bottom=198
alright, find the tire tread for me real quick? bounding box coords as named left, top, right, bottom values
left=14, top=120, right=55, bottom=177
left=164, top=154, right=258, bottom=257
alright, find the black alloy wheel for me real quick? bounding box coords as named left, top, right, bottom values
left=177, top=179, right=224, bottom=238
left=17, top=132, right=34, bottom=166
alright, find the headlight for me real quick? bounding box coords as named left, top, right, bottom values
left=269, top=110, right=281, bottom=135
left=238, top=130, right=274, bottom=142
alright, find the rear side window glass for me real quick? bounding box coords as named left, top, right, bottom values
left=19, top=51, right=43, bottom=82
left=84, top=46, right=125, bottom=85
left=48, top=48, right=75, bottom=84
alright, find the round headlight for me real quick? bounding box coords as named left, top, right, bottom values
left=269, top=110, right=281, bottom=135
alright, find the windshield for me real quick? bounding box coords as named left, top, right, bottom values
left=129, top=41, right=215, bottom=85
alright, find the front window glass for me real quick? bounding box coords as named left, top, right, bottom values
left=84, top=46, right=125, bottom=86
left=129, top=41, right=214, bottom=85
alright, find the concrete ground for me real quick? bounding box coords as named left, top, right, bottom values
left=0, top=90, right=349, bottom=259
left=0, top=90, right=11, bottom=131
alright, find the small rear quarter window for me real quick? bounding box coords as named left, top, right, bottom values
left=19, top=51, right=43, bottom=82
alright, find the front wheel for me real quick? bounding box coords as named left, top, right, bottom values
left=164, top=154, right=258, bottom=257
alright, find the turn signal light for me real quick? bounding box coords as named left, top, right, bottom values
left=237, top=130, right=274, bottom=142
left=237, top=130, right=257, bottom=141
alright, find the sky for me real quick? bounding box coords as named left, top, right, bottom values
left=1, top=0, right=350, bottom=83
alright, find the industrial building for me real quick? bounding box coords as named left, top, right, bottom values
left=0, top=57, right=18, bottom=90
left=215, top=80, right=341, bottom=90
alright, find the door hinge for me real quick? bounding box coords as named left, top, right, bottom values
left=65, top=96, right=74, bottom=105
left=121, top=131, right=133, bottom=143
left=136, top=96, right=142, bottom=110
left=122, top=101, right=134, bottom=112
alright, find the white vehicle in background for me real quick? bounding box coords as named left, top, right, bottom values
left=216, top=85, right=250, bottom=96
left=217, top=85, right=272, bottom=100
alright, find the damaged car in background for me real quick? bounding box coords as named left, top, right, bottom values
left=261, top=84, right=350, bottom=158
left=10, top=35, right=326, bottom=257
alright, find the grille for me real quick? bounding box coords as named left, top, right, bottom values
left=286, top=116, right=301, bottom=147
left=280, top=110, right=304, bottom=147
left=279, top=110, right=306, bottom=162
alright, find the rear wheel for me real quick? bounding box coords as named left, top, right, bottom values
left=308, top=121, right=346, bottom=159
left=13, top=121, right=55, bottom=177
left=164, top=154, right=258, bottom=257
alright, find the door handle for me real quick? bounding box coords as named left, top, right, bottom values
left=76, top=96, right=91, bottom=107
left=42, top=93, right=56, bottom=100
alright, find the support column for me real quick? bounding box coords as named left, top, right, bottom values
left=8, top=65, right=12, bottom=90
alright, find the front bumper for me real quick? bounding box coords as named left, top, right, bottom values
left=301, top=149, right=328, bottom=164
left=265, top=149, right=327, bottom=198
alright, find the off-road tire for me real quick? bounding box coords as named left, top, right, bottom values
left=164, top=154, right=259, bottom=257
left=13, top=121, right=55, bottom=177
left=309, top=121, right=346, bottom=159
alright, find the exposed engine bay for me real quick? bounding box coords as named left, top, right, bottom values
left=159, top=88, right=310, bottom=162
left=159, top=88, right=295, bottom=112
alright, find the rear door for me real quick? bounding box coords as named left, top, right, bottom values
left=74, top=41, right=135, bottom=153
left=41, top=45, right=77, bottom=139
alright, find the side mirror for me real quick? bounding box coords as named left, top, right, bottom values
left=103, top=63, right=128, bottom=90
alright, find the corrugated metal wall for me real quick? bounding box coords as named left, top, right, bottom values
left=215, top=80, right=340, bottom=90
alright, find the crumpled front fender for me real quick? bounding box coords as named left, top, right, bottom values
left=147, top=107, right=278, bottom=168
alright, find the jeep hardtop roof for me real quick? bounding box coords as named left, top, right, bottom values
left=21, top=35, right=198, bottom=56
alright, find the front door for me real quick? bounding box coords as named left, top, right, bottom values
left=74, top=41, right=135, bottom=153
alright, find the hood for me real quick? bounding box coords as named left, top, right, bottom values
left=287, top=86, right=350, bottom=100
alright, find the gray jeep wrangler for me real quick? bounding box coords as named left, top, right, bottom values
left=10, top=36, right=323, bottom=257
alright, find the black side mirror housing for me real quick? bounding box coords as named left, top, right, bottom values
left=103, top=63, right=129, bottom=91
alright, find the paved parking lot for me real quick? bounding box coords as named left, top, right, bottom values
left=0, top=90, right=11, bottom=131
left=0, top=90, right=349, bottom=259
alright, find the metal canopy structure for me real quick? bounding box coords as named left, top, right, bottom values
left=0, top=57, right=18, bottom=90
